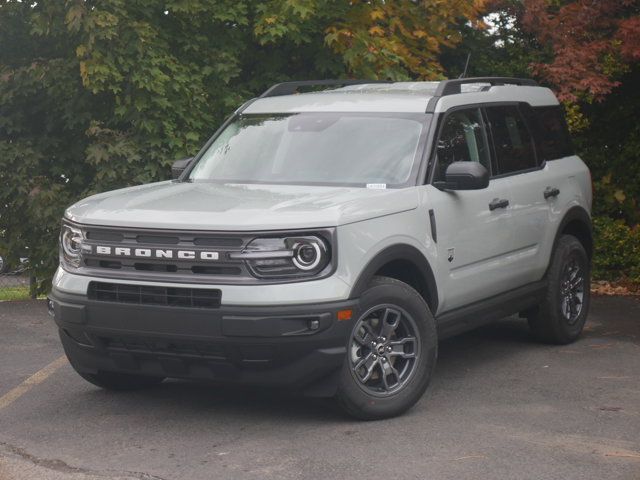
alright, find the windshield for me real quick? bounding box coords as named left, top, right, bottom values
left=188, top=113, right=429, bottom=187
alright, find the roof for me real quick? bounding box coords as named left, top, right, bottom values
left=242, top=80, right=559, bottom=115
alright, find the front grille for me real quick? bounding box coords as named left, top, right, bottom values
left=88, top=281, right=221, bottom=309
left=80, top=226, right=252, bottom=282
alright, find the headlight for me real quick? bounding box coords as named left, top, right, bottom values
left=60, top=223, right=85, bottom=268
left=231, top=235, right=331, bottom=278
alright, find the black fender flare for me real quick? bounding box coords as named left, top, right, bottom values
left=553, top=206, right=593, bottom=257
left=543, top=206, right=593, bottom=282
left=349, top=244, right=439, bottom=312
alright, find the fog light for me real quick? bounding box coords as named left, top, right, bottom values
left=308, top=319, right=320, bottom=331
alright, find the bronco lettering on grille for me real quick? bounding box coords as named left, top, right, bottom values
left=94, top=246, right=219, bottom=261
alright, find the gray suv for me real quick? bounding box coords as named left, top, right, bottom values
left=50, top=78, right=592, bottom=419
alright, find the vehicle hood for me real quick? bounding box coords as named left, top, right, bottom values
left=65, top=181, right=419, bottom=231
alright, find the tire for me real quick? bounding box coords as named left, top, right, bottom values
left=335, top=276, right=437, bottom=420
left=75, top=370, right=165, bottom=391
left=528, top=234, right=591, bottom=344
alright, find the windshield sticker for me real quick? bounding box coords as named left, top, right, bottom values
left=366, top=183, right=387, bottom=190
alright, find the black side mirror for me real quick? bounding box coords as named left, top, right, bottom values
left=171, top=157, right=193, bottom=180
left=434, top=161, right=489, bottom=191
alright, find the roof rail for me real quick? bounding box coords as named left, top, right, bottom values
left=435, top=77, right=538, bottom=96
left=425, top=77, right=538, bottom=113
left=259, top=79, right=391, bottom=98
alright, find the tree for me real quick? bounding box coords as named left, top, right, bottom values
left=522, top=0, right=640, bottom=103
left=440, top=0, right=549, bottom=79
left=0, top=0, right=485, bottom=293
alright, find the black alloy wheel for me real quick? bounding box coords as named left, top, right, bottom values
left=349, top=305, right=420, bottom=396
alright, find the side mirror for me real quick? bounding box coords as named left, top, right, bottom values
left=434, top=161, right=489, bottom=191
left=171, top=157, right=193, bottom=180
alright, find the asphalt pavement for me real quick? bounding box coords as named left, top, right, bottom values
left=0, top=296, right=639, bottom=480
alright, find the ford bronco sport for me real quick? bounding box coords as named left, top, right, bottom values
left=50, top=78, right=592, bottom=419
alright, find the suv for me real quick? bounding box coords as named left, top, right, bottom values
left=50, top=78, right=592, bottom=419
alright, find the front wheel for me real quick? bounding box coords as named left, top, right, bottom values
left=527, top=234, right=591, bottom=344
left=335, top=276, right=437, bottom=420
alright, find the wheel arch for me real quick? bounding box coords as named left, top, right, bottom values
left=349, top=244, right=438, bottom=313
left=553, top=206, right=593, bottom=260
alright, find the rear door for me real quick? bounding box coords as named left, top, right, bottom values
left=426, top=107, right=517, bottom=313
left=484, top=104, right=553, bottom=286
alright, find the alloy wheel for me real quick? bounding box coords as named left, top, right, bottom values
left=348, top=304, right=420, bottom=396
left=559, top=256, right=584, bottom=325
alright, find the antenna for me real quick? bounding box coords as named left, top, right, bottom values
left=458, top=53, right=471, bottom=79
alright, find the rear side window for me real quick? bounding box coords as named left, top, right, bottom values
left=486, top=105, right=537, bottom=175
left=523, top=105, right=574, bottom=161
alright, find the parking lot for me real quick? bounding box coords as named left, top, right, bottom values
left=1, top=296, right=639, bottom=480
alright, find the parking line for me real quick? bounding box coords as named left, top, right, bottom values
left=0, top=356, right=67, bottom=411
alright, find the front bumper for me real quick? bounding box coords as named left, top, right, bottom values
left=52, top=266, right=353, bottom=306
left=50, top=287, right=359, bottom=396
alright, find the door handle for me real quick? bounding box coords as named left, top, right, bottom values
left=543, top=186, right=560, bottom=199
left=489, top=198, right=509, bottom=211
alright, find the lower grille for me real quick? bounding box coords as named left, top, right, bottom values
left=99, top=335, right=228, bottom=360
left=88, top=282, right=221, bottom=309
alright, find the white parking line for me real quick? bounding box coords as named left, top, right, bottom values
left=0, top=356, right=67, bottom=411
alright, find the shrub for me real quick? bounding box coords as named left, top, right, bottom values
left=592, top=216, right=640, bottom=283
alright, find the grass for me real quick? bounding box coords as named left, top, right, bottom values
left=0, top=285, right=32, bottom=301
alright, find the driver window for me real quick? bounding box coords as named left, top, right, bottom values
left=434, top=108, right=490, bottom=182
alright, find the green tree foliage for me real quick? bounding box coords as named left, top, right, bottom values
left=575, top=68, right=640, bottom=225
left=0, top=0, right=484, bottom=293
left=440, top=0, right=549, bottom=79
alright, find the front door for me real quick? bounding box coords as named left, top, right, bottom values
left=425, top=107, right=517, bottom=314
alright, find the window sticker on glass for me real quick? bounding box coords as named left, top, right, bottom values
left=366, top=183, right=387, bottom=189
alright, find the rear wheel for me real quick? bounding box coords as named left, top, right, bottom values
left=527, top=235, right=590, bottom=344
left=335, top=276, right=437, bottom=420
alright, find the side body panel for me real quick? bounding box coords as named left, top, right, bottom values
left=423, top=90, right=592, bottom=317
left=506, top=156, right=591, bottom=285
left=423, top=179, right=517, bottom=314
left=498, top=165, right=554, bottom=286
left=514, top=155, right=592, bottom=274
left=337, top=200, right=438, bottom=302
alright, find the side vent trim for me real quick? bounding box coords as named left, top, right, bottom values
left=429, top=209, right=437, bottom=243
